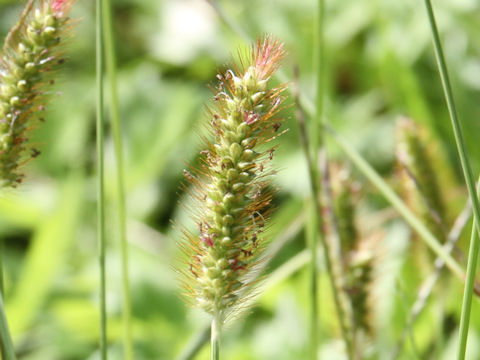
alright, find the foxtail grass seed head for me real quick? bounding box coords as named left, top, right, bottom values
left=396, top=117, right=446, bottom=240
left=331, top=165, right=376, bottom=336
left=331, top=164, right=359, bottom=256
left=344, top=240, right=376, bottom=335
left=0, top=0, right=75, bottom=187
left=179, top=36, right=287, bottom=322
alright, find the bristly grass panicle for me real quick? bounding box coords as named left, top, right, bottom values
left=178, top=36, right=287, bottom=324
left=0, top=0, right=75, bottom=187
left=331, top=165, right=378, bottom=342
left=395, top=116, right=447, bottom=240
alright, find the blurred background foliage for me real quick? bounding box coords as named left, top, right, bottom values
left=0, top=0, right=480, bottom=359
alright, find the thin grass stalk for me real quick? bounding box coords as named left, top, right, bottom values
left=457, top=179, right=480, bottom=359
left=458, top=226, right=478, bottom=359
left=306, top=198, right=318, bottom=360
left=313, top=0, right=325, bottom=159
left=0, top=239, right=3, bottom=295
left=96, top=0, right=107, bottom=358
left=205, top=0, right=467, bottom=284
left=421, top=3, right=480, bottom=358
left=101, top=0, right=133, bottom=358
left=294, top=68, right=353, bottom=358
left=211, top=315, right=221, bottom=360
left=0, top=294, right=15, bottom=360
left=308, top=1, right=325, bottom=358
left=0, top=238, right=5, bottom=360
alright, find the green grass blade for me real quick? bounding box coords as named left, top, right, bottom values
left=102, top=0, right=133, bottom=358
left=0, top=294, right=16, bottom=360
left=421, top=2, right=480, bottom=358
left=96, top=0, right=107, bottom=358
left=457, top=179, right=480, bottom=359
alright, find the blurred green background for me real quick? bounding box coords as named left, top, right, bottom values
left=1, top=0, right=480, bottom=359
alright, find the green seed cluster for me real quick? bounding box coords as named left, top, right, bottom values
left=396, top=117, right=446, bottom=236
left=344, top=247, right=374, bottom=334
left=0, top=2, right=69, bottom=187
left=180, top=37, right=286, bottom=320
left=331, top=166, right=375, bottom=336
left=333, top=167, right=358, bottom=255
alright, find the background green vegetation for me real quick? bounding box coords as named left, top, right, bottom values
left=1, top=0, right=480, bottom=359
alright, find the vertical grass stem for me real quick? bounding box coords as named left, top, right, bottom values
left=457, top=180, right=480, bottom=359
left=422, top=2, right=480, bottom=358
left=294, top=68, right=353, bottom=359
left=211, top=315, right=221, bottom=360
left=101, top=0, right=133, bottom=358
left=96, top=0, right=107, bottom=358
left=0, top=239, right=3, bottom=295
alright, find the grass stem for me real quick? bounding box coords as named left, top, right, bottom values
left=308, top=0, right=325, bottom=357
left=422, top=2, right=480, bottom=358
left=0, top=239, right=3, bottom=295
left=211, top=315, right=221, bottom=360
left=96, top=0, right=107, bottom=358
left=294, top=68, right=353, bottom=359
left=101, top=0, right=133, bottom=358
left=457, top=179, right=480, bottom=359
left=458, top=222, right=479, bottom=359
left=306, top=199, right=318, bottom=360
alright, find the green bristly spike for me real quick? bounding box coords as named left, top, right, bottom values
left=0, top=0, right=74, bottom=187
left=396, top=117, right=447, bottom=244
left=178, top=36, right=288, bottom=359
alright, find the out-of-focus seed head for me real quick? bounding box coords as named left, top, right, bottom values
left=0, top=0, right=76, bottom=187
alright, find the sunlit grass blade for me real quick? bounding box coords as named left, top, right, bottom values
left=96, top=0, right=107, bottom=358
left=102, top=0, right=133, bottom=358
left=0, top=294, right=16, bottom=360
left=421, top=2, right=480, bottom=358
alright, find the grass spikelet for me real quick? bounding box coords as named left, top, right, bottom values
left=178, top=35, right=287, bottom=354
left=0, top=0, right=75, bottom=187
left=395, top=116, right=447, bottom=242
left=330, top=164, right=377, bottom=353
left=331, top=164, right=359, bottom=256
left=344, top=240, right=376, bottom=335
